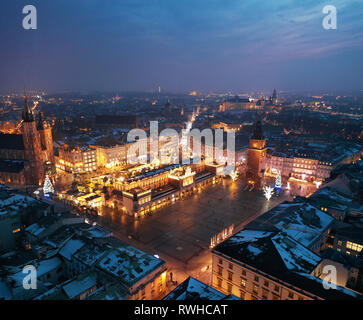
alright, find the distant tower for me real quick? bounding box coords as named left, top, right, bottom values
left=37, top=112, right=54, bottom=163
left=163, top=100, right=172, bottom=116
left=246, top=120, right=267, bottom=190
left=260, top=94, right=265, bottom=108
left=272, top=89, right=277, bottom=105
left=22, top=97, right=44, bottom=185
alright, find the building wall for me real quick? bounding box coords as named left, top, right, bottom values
left=246, top=138, right=266, bottom=188
left=211, top=253, right=315, bottom=300
left=0, top=149, right=26, bottom=160
left=38, top=127, right=54, bottom=163
left=333, top=237, right=363, bottom=257
left=0, top=214, right=22, bottom=250
left=0, top=169, right=26, bottom=185
left=128, top=267, right=167, bottom=300
left=22, top=121, right=45, bottom=185
left=57, top=148, right=97, bottom=173
left=92, top=144, right=127, bottom=168
left=318, top=259, right=349, bottom=288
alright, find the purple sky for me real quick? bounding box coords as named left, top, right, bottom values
left=0, top=0, right=362, bottom=93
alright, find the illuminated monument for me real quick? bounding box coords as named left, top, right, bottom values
left=0, top=98, right=54, bottom=186
left=246, top=120, right=266, bottom=190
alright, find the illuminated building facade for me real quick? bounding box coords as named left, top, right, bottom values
left=246, top=120, right=266, bottom=190
left=91, top=143, right=127, bottom=168
left=219, top=97, right=258, bottom=112
left=263, top=142, right=362, bottom=196
left=212, top=228, right=360, bottom=300
left=0, top=99, right=54, bottom=186
left=56, top=145, right=97, bottom=173
left=104, top=163, right=223, bottom=217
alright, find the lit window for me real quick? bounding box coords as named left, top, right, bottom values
left=346, top=241, right=363, bottom=252
left=253, top=284, right=259, bottom=294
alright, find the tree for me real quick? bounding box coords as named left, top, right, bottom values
left=43, top=175, right=54, bottom=196
left=263, top=186, right=274, bottom=200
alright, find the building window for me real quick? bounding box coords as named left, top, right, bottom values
left=262, top=290, right=269, bottom=300
left=240, top=290, right=246, bottom=300
left=242, top=269, right=246, bottom=276
left=228, top=271, right=233, bottom=281
left=346, top=241, right=363, bottom=252
left=217, top=278, right=222, bottom=288
left=227, top=283, right=233, bottom=293
left=241, top=278, right=246, bottom=288
left=218, top=266, right=223, bottom=276
left=229, top=263, right=233, bottom=270
left=218, top=258, right=223, bottom=265
left=253, top=284, right=259, bottom=295
left=274, top=285, right=279, bottom=292
left=254, top=275, right=259, bottom=282
left=264, top=280, right=269, bottom=287
left=288, top=291, right=294, bottom=299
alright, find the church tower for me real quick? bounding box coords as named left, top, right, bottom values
left=272, top=89, right=277, bottom=105
left=22, top=98, right=44, bottom=185
left=260, top=94, right=265, bottom=108
left=37, top=112, right=54, bottom=163
left=246, top=120, right=266, bottom=190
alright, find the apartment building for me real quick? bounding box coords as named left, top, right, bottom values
left=212, top=229, right=361, bottom=300
left=56, top=145, right=97, bottom=173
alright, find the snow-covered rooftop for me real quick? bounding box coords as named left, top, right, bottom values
left=249, top=201, right=334, bottom=248
left=164, top=277, right=228, bottom=300
left=96, top=243, right=164, bottom=286
left=62, top=271, right=98, bottom=299
left=8, top=257, right=62, bottom=287
left=59, top=239, right=85, bottom=261
left=0, top=184, right=47, bottom=217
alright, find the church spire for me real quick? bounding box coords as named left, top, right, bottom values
left=37, top=112, right=49, bottom=130
left=272, top=89, right=277, bottom=104
left=251, top=120, right=265, bottom=140
left=22, top=96, right=35, bottom=122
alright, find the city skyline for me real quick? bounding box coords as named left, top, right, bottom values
left=0, top=1, right=363, bottom=93
left=0, top=0, right=362, bottom=307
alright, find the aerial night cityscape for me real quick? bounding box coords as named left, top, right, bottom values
left=0, top=0, right=362, bottom=316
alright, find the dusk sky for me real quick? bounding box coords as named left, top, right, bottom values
left=0, top=0, right=362, bottom=93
